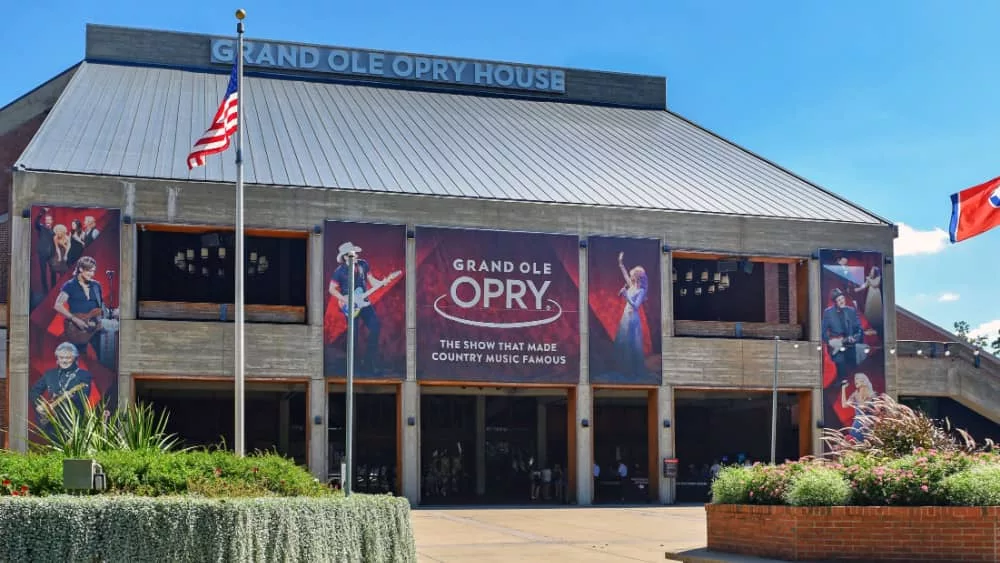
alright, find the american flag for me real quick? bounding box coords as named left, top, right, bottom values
left=187, top=60, right=239, bottom=169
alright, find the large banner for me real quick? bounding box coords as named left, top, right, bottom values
left=323, top=220, right=406, bottom=379
left=819, top=249, right=886, bottom=444
left=28, top=205, right=120, bottom=439
left=416, top=227, right=580, bottom=383
left=587, top=236, right=661, bottom=385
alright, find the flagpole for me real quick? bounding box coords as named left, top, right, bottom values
left=234, top=8, right=247, bottom=457
left=345, top=251, right=356, bottom=497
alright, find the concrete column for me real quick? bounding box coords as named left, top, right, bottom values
left=308, top=232, right=324, bottom=327
left=663, top=250, right=674, bottom=338
left=308, top=378, right=328, bottom=480
left=657, top=385, right=675, bottom=504
left=475, top=395, right=486, bottom=496
left=9, top=203, right=30, bottom=452
left=406, top=230, right=416, bottom=382
left=118, top=221, right=137, bottom=321
left=881, top=257, right=898, bottom=399
left=117, top=373, right=132, bottom=410
left=808, top=259, right=821, bottom=343
left=279, top=395, right=290, bottom=453
left=400, top=380, right=420, bottom=505
left=578, top=242, right=589, bottom=385
left=575, top=383, right=593, bottom=505
left=811, top=386, right=824, bottom=456
left=537, top=399, right=547, bottom=467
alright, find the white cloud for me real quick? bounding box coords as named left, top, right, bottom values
left=970, top=319, right=1000, bottom=339
left=894, top=222, right=949, bottom=257
left=938, top=292, right=960, bottom=303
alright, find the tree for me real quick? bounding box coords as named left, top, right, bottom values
left=953, top=321, right=1000, bottom=355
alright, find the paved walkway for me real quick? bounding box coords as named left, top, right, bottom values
left=412, top=504, right=712, bottom=562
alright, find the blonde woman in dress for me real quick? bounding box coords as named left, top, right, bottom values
left=853, top=266, right=883, bottom=335
left=841, top=372, right=875, bottom=441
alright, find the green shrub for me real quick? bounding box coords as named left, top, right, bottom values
left=711, top=462, right=809, bottom=505
left=0, top=449, right=332, bottom=497
left=0, top=495, right=416, bottom=562
left=784, top=467, right=851, bottom=506
left=842, top=449, right=983, bottom=506
left=941, top=464, right=1000, bottom=506
left=710, top=465, right=752, bottom=504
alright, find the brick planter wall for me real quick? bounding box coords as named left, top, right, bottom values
left=707, top=504, right=1000, bottom=562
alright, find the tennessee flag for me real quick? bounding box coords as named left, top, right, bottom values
left=949, top=175, right=1000, bottom=243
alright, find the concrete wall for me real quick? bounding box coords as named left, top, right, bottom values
left=85, top=24, right=667, bottom=110
left=8, top=170, right=897, bottom=499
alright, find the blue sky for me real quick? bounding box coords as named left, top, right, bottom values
left=3, top=0, right=998, bottom=338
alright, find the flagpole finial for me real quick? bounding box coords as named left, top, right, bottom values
left=235, top=8, right=246, bottom=20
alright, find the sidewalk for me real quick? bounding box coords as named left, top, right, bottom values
left=412, top=504, right=786, bottom=562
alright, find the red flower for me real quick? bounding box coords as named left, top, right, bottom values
left=214, top=468, right=222, bottom=477
left=10, top=491, right=18, bottom=496
left=19, top=485, right=28, bottom=492
left=2, top=480, right=10, bottom=487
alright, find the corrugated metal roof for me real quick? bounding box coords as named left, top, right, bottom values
left=16, top=62, right=886, bottom=224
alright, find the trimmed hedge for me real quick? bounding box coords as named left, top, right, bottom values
left=0, top=494, right=416, bottom=562
left=0, top=449, right=330, bottom=497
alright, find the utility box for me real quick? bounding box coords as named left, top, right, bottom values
left=63, top=459, right=105, bottom=491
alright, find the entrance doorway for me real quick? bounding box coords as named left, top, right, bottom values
left=674, top=389, right=804, bottom=502
left=420, top=388, right=569, bottom=505
left=593, top=390, right=653, bottom=504
left=134, top=379, right=308, bottom=464
left=328, top=384, right=399, bottom=495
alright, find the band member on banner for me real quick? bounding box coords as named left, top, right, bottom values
left=841, top=372, right=876, bottom=441
left=34, top=209, right=57, bottom=293
left=29, top=342, right=97, bottom=437
left=329, top=241, right=401, bottom=374
left=53, top=256, right=108, bottom=359
left=852, top=266, right=883, bottom=336
left=822, top=288, right=864, bottom=383
left=614, top=251, right=648, bottom=378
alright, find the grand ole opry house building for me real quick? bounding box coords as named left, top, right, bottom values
left=0, top=23, right=997, bottom=506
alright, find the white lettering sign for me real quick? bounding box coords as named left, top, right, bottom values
left=210, top=39, right=567, bottom=94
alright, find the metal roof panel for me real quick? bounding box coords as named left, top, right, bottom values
left=15, top=62, right=887, bottom=225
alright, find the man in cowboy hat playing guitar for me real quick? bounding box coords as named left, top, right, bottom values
left=329, top=241, right=401, bottom=375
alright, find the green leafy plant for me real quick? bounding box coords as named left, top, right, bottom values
left=108, top=401, right=187, bottom=452
left=31, top=396, right=189, bottom=457
left=784, top=467, right=851, bottom=506
left=29, top=390, right=113, bottom=458
left=941, top=464, right=1000, bottom=506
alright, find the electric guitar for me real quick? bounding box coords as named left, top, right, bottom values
left=63, top=309, right=105, bottom=344
left=339, top=270, right=402, bottom=319
left=35, top=382, right=89, bottom=426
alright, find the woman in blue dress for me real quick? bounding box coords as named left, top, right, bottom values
left=614, top=252, right=648, bottom=378
left=840, top=372, right=875, bottom=441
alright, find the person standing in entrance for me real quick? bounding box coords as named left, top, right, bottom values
left=616, top=460, right=628, bottom=502
left=593, top=462, right=600, bottom=502
left=329, top=241, right=401, bottom=375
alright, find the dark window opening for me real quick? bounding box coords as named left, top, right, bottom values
left=778, top=264, right=790, bottom=324
left=138, top=229, right=306, bottom=307
left=672, top=258, right=765, bottom=322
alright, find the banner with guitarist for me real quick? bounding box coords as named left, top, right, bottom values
left=819, top=248, right=885, bottom=447
left=322, top=220, right=406, bottom=379
left=28, top=205, right=120, bottom=440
